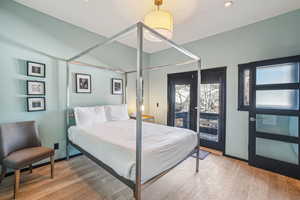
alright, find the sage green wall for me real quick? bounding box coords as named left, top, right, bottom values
left=147, top=9, right=300, bottom=160
left=1, top=0, right=300, bottom=164
left=0, top=0, right=148, bottom=161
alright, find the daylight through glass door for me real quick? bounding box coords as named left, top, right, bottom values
left=174, top=84, right=191, bottom=128
left=200, top=83, right=220, bottom=142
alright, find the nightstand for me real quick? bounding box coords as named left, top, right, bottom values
left=130, top=114, right=155, bottom=122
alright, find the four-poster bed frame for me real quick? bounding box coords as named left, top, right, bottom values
left=65, top=22, right=201, bottom=200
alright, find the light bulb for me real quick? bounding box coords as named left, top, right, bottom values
left=141, top=105, right=145, bottom=112
left=224, top=1, right=234, bottom=8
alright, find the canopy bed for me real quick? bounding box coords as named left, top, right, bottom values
left=65, top=22, right=202, bottom=200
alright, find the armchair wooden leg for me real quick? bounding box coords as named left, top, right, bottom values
left=14, top=169, right=20, bottom=199
left=50, top=155, right=54, bottom=179
left=29, top=164, right=33, bottom=174
left=0, top=166, right=7, bottom=183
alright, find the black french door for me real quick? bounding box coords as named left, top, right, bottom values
left=199, top=68, right=226, bottom=152
left=249, top=57, right=300, bottom=179
left=167, top=68, right=226, bottom=152
left=167, top=71, right=198, bottom=131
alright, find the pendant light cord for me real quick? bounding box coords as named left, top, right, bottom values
left=155, top=0, right=162, bottom=11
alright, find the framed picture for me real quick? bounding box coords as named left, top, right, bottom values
left=27, top=97, right=46, bottom=112
left=27, top=80, right=45, bottom=95
left=76, top=73, right=91, bottom=93
left=112, top=78, right=123, bottom=95
left=27, top=61, right=46, bottom=78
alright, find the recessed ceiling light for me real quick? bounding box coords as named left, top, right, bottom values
left=224, top=1, right=234, bottom=8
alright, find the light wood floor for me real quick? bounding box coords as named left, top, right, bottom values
left=0, top=155, right=300, bottom=200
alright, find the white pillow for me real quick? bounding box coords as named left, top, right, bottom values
left=105, top=104, right=129, bottom=121
left=74, top=106, right=106, bottom=127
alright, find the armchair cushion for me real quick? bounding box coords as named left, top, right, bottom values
left=2, top=147, right=54, bottom=169
left=0, top=121, right=41, bottom=160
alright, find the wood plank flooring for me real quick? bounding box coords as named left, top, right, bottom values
left=0, top=155, right=300, bottom=200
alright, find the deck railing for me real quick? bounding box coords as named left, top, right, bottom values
left=175, top=112, right=219, bottom=135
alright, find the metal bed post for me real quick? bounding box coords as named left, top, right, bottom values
left=196, top=60, right=201, bottom=172
left=124, top=72, right=128, bottom=104
left=135, top=22, right=143, bottom=200
left=66, top=61, right=71, bottom=160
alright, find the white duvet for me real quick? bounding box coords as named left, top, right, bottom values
left=68, top=119, right=197, bottom=183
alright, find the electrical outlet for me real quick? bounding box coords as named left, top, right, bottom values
left=54, top=143, right=59, bottom=150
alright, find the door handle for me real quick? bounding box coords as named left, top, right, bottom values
left=195, top=107, right=198, bottom=109
left=250, top=117, right=256, bottom=122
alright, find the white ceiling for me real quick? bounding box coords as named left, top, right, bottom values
left=15, top=0, right=300, bottom=53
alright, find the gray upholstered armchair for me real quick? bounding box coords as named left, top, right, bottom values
left=0, top=121, right=55, bottom=199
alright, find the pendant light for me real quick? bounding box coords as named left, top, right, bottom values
left=144, top=0, right=173, bottom=42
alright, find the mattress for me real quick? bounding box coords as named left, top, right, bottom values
left=68, top=119, right=198, bottom=183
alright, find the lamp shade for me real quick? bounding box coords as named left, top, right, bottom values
left=144, top=9, right=173, bottom=42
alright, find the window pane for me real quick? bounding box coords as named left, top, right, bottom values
left=175, top=84, right=190, bottom=128
left=200, top=84, right=220, bottom=113
left=256, top=89, right=299, bottom=110
left=256, top=63, right=299, bottom=85
left=256, top=138, right=299, bottom=164
left=244, top=69, right=250, bottom=106
left=256, top=114, right=298, bottom=137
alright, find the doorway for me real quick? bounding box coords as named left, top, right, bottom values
left=248, top=57, right=300, bottom=179
left=167, top=67, right=227, bottom=152
left=167, top=71, right=197, bottom=130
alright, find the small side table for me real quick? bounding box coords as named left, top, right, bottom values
left=130, top=114, right=155, bottom=122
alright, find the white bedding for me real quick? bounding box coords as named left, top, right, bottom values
left=68, top=119, right=197, bottom=183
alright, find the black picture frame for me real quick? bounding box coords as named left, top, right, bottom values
left=27, top=61, right=46, bottom=78
left=27, top=97, right=46, bottom=112
left=27, top=80, right=46, bottom=95
left=112, top=78, right=123, bottom=95
left=75, top=73, right=92, bottom=93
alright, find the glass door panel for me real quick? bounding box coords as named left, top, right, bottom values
left=256, top=63, right=299, bottom=85
left=174, top=84, right=191, bottom=128
left=256, top=89, right=299, bottom=110
left=256, top=138, right=299, bottom=165
left=200, top=83, right=220, bottom=142
left=256, top=114, right=298, bottom=137
left=243, top=69, right=250, bottom=106
left=200, top=84, right=220, bottom=113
